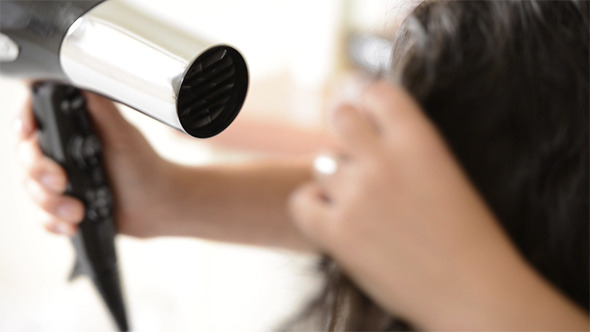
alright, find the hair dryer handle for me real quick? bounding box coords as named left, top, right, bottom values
left=31, top=82, right=128, bottom=332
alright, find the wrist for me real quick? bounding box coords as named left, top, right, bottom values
left=146, top=160, right=197, bottom=237
left=119, top=158, right=189, bottom=238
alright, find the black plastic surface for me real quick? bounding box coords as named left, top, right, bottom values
left=177, top=45, right=249, bottom=138
left=0, top=0, right=104, bottom=79
left=31, top=82, right=128, bottom=331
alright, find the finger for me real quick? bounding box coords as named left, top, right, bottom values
left=362, top=81, right=426, bottom=133
left=84, top=91, right=134, bottom=144
left=289, top=183, right=333, bottom=246
left=17, top=134, right=68, bottom=193
left=363, top=81, right=447, bottom=156
left=40, top=212, right=78, bottom=236
left=16, top=132, right=43, bottom=170
left=25, top=179, right=85, bottom=224
left=329, top=73, right=372, bottom=107
left=29, top=158, right=68, bottom=194
left=329, top=103, right=380, bottom=156
left=313, top=153, right=354, bottom=202
left=313, top=152, right=345, bottom=181
left=13, top=97, right=36, bottom=139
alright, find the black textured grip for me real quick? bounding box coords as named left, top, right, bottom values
left=31, top=82, right=128, bottom=331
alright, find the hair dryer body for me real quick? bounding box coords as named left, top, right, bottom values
left=1, top=0, right=249, bottom=138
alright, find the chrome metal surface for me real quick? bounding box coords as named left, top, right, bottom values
left=0, top=33, right=19, bottom=62
left=60, top=0, right=216, bottom=133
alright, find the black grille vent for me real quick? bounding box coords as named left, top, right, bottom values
left=177, top=46, right=248, bottom=138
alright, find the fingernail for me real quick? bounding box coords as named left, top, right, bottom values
left=57, top=202, right=79, bottom=221
left=55, top=223, right=74, bottom=236
left=12, top=118, right=23, bottom=135
left=12, top=117, right=31, bottom=138
left=40, top=174, right=63, bottom=192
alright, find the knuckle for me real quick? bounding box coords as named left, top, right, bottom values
left=331, top=105, right=358, bottom=133
left=39, top=194, right=60, bottom=214
left=363, top=82, right=393, bottom=110
left=43, top=219, right=76, bottom=236
left=39, top=211, right=59, bottom=229
left=389, top=121, right=439, bottom=161
left=289, top=185, right=336, bottom=246
left=30, top=159, right=67, bottom=193
left=42, top=220, right=59, bottom=234
left=367, top=81, right=406, bottom=108
left=26, top=180, right=60, bottom=214
left=366, top=81, right=390, bottom=100
left=27, top=160, right=45, bottom=180
left=16, top=141, right=35, bottom=168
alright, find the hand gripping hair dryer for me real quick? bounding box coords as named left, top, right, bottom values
left=1, top=1, right=249, bottom=331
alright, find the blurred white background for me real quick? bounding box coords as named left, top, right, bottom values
left=0, top=0, right=413, bottom=331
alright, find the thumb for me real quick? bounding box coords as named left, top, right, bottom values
left=83, top=91, right=137, bottom=145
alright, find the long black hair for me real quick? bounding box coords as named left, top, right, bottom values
left=284, top=1, right=589, bottom=330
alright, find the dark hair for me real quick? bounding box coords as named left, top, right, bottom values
left=284, top=1, right=589, bottom=330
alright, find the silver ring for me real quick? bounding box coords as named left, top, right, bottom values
left=313, top=153, right=340, bottom=181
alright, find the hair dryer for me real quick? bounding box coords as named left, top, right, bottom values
left=1, top=0, right=249, bottom=137
left=1, top=1, right=249, bottom=330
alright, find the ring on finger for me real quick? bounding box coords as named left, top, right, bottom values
left=313, top=152, right=342, bottom=181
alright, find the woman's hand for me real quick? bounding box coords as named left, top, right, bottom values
left=15, top=89, right=175, bottom=238
left=289, top=81, right=589, bottom=330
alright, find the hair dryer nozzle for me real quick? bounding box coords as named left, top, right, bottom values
left=60, top=0, right=249, bottom=138
left=178, top=46, right=248, bottom=138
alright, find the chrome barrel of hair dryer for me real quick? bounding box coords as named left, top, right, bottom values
left=1, top=1, right=249, bottom=331
left=1, top=0, right=249, bottom=138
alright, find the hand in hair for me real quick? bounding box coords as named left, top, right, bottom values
left=289, top=81, right=589, bottom=330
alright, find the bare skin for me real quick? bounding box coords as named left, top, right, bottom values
left=15, top=91, right=314, bottom=251
left=290, top=82, right=589, bottom=330
left=15, top=82, right=589, bottom=330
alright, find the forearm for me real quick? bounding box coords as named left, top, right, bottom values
left=469, top=257, right=589, bottom=331
left=155, top=157, right=316, bottom=252
left=426, top=229, right=589, bottom=331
